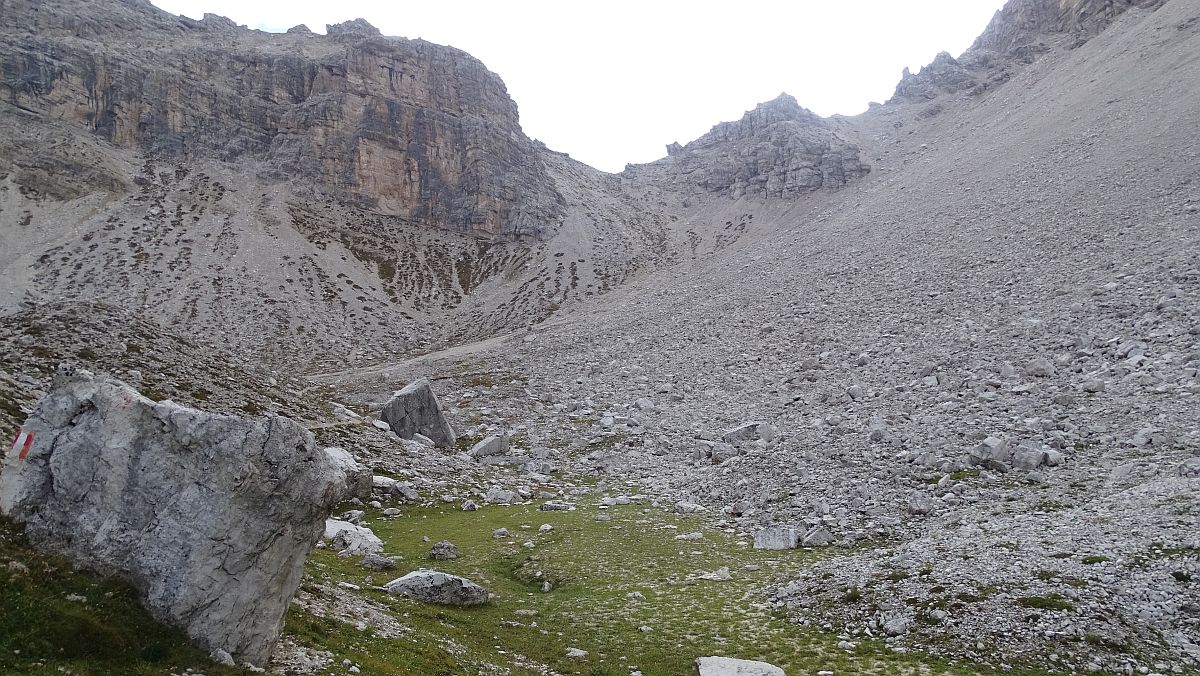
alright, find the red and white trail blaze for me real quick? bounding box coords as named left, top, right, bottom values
left=9, top=430, right=34, bottom=460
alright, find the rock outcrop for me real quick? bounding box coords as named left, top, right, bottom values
left=891, top=0, right=1167, bottom=103
left=0, top=0, right=563, bottom=240
left=639, top=94, right=869, bottom=198
left=380, top=378, right=457, bottom=447
left=889, top=52, right=979, bottom=103
left=0, top=367, right=352, bottom=666
left=971, top=0, right=1167, bottom=56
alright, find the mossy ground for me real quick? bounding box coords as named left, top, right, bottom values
left=287, top=502, right=1039, bottom=676
left=0, top=518, right=248, bottom=675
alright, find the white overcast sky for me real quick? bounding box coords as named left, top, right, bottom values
left=150, top=1, right=1006, bottom=172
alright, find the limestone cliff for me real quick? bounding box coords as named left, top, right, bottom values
left=0, top=0, right=563, bottom=240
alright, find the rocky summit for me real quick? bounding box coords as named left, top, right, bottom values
left=0, top=0, right=1198, bottom=674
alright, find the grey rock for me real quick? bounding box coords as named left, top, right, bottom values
left=380, top=379, right=456, bottom=447
left=0, top=368, right=346, bottom=666
left=539, top=500, right=573, bottom=511
left=722, top=422, right=777, bottom=444
left=908, top=491, right=936, bottom=515
left=210, top=648, right=236, bottom=667
left=884, top=615, right=913, bottom=636
left=675, top=501, right=707, bottom=514
left=470, top=435, right=510, bottom=458
left=484, top=487, right=518, bottom=504
left=696, top=656, right=786, bottom=676
left=429, top=540, right=460, bottom=561
left=1026, top=358, right=1057, bottom=377
left=326, top=519, right=384, bottom=556
left=323, top=448, right=372, bottom=500
left=383, top=570, right=489, bottom=606
left=360, top=554, right=397, bottom=571
left=968, top=436, right=1011, bottom=467
left=1011, top=445, right=1048, bottom=471
left=802, top=526, right=835, bottom=547
left=1177, top=458, right=1200, bottom=478
left=753, top=526, right=799, bottom=550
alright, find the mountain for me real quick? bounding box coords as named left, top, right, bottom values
left=1, top=0, right=1198, bottom=674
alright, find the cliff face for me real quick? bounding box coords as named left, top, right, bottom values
left=890, top=0, right=1167, bottom=103
left=971, top=0, right=1168, bottom=56
left=0, top=0, right=563, bottom=240
left=632, top=94, right=869, bottom=199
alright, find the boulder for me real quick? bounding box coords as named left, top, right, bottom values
left=0, top=367, right=347, bottom=666
left=753, top=526, right=798, bottom=550
left=1026, top=358, right=1057, bottom=377
left=485, top=487, right=518, bottom=504
left=696, top=656, right=786, bottom=675
left=380, top=378, right=456, bottom=447
left=383, top=570, right=490, bottom=606
left=323, top=447, right=372, bottom=500
left=429, top=540, right=460, bottom=560
left=802, top=526, right=835, bottom=547
left=470, top=435, right=510, bottom=458
left=324, top=519, right=384, bottom=556
left=360, top=554, right=397, bottom=571
left=908, top=491, right=936, bottom=515
left=722, top=422, right=777, bottom=444
left=1011, top=444, right=1049, bottom=470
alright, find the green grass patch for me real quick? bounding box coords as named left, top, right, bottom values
left=288, top=503, right=1021, bottom=675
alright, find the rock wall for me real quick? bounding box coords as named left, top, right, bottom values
left=0, top=0, right=563, bottom=240
left=0, top=367, right=353, bottom=666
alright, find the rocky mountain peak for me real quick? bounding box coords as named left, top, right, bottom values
left=635, top=93, right=868, bottom=199
left=326, top=18, right=383, bottom=38
left=889, top=51, right=977, bottom=103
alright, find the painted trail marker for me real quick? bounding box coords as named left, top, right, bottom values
left=9, top=430, right=34, bottom=460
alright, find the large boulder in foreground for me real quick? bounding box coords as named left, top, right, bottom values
left=380, top=378, right=456, bottom=447
left=0, top=367, right=353, bottom=666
